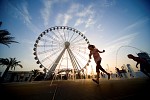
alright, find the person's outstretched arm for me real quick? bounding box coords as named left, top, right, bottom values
left=134, top=57, right=141, bottom=68
left=136, top=62, right=139, bottom=68
left=98, top=49, right=105, bottom=53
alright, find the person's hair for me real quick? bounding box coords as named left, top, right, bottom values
left=127, top=54, right=134, bottom=59
left=88, top=44, right=95, bottom=49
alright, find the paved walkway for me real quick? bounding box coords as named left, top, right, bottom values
left=0, top=78, right=150, bottom=100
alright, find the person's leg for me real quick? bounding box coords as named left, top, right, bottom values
left=96, top=72, right=100, bottom=82
left=99, top=65, right=108, bottom=74
left=99, top=66, right=110, bottom=80
left=95, top=61, right=100, bottom=83
left=92, top=66, right=99, bottom=84
left=98, top=60, right=110, bottom=79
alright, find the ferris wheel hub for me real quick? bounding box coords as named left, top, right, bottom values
left=65, top=41, right=70, bottom=48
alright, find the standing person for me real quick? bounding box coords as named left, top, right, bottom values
left=127, top=54, right=150, bottom=78
left=88, top=44, right=110, bottom=84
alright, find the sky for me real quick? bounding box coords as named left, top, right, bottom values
left=0, top=0, right=150, bottom=75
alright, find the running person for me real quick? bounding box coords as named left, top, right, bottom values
left=127, top=54, right=150, bottom=78
left=88, top=44, right=110, bottom=84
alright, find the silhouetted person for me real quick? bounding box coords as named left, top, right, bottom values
left=88, top=44, right=110, bottom=84
left=127, top=54, right=150, bottom=78
left=115, top=67, right=122, bottom=78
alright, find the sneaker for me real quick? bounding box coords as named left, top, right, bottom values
left=107, top=73, right=110, bottom=80
left=92, top=79, right=99, bottom=84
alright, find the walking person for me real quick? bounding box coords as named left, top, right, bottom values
left=88, top=44, right=110, bottom=84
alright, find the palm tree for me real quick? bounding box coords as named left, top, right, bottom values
left=0, top=21, right=19, bottom=47
left=0, top=57, right=23, bottom=82
left=31, top=69, right=41, bottom=81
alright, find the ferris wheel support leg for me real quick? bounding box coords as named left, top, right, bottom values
left=45, top=48, right=66, bottom=79
left=67, top=48, right=80, bottom=80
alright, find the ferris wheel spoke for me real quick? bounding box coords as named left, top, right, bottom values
left=73, top=55, right=85, bottom=70
left=70, top=50, right=84, bottom=69
left=51, top=30, right=64, bottom=42
left=41, top=49, right=62, bottom=63
left=68, top=48, right=86, bottom=70
left=73, top=48, right=88, bottom=55
left=66, top=29, right=70, bottom=41
left=67, top=48, right=80, bottom=70
left=50, top=28, right=60, bottom=39
left=40, top=38, right=59, bottom=44
left=70, top=45, right=88, bottom=53
left=63, top=29, right=67, bottom=41
left=37, top=47, right=61, bottom=55
left=47, top=48, right=66, bottom=76
left=37, top=44, right=59, bottom=47
left=71, top=42, right=88, bottom=46
left=72, top=50, right=88, bottom=61
left=70, top=45, right=87, bottom=50
left=68, top=31, right=75, bottom=42
left=71, top=38, right=85, bottom=45
left=57, top=29, right=65, bottom=42
left=70, top=34, right=80, bottom=43
left=45, top=34, right=61, bottom=44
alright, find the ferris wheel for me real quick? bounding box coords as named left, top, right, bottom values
left=33, top=26, right=90, bottom=79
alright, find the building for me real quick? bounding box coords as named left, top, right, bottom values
left=3, top=71, right=33, bottom=82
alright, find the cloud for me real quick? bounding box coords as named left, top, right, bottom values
left=41, top=0, right=69, bottom=27
left=55, top=3, right=79, bottom=26
left=67, top=3, right=80, bottom=14
left=8, top=0, right=32, bottom=24
left=85, top=15, right=96, bottom=28
left=101, top=0, right=116, bottom=7
left=63, top=14, right=72, bottom=25
left=55, top=3, right=96, bottom=28
left=118, top=17, right=150, bottom=35
left=74, top=4, right=96, bottom=28
left=82, top=30, right=87, bottom=34
left=8, top=0, right=41, bottom=34
left=76, top=5, right=93, bottom=17
left=55, top=13, right=72, bottom=26
left=21, top=1, right=32, bottom=23
left=55, top=14, right=63, bottom=25
left=104, top=17, right=149, bottom=54
left=105, top=32, right=138, bottom=55
left=97, top=24, right=104, bottom=31
left=74, top=18, right=84, bottom=26
left=40, top=0, right=52, bottom=27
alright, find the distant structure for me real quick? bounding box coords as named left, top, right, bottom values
left=126, top=64, right=135, bottom=78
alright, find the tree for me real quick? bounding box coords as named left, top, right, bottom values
left=0, top=21, right=19, bottom=47
left=31, top=69, right=40, bottom=78
left=0, top=58, right=23, bottom=82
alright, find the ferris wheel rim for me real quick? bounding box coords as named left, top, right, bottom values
left=33, top=26, right=91, bottom=72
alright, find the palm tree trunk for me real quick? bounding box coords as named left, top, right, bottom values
left=1, top=65, right=10, bottom=82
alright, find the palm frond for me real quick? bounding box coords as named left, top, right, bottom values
left=0, top=57, right=23, bottom=70
left=0, top=30, right=19, bottom=47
